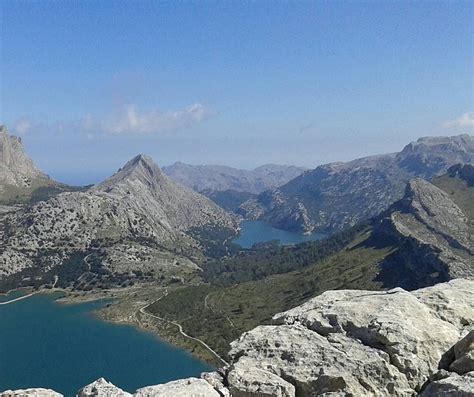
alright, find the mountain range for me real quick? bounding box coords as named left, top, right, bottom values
left=239, top=134, right=474, bottom=234
left=163, top=162, right=308, bottom=194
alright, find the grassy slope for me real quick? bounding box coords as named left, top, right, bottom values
left=148, top=229, right=396, bottom=358
left=0, top=178, right=89, bottom=205
left=146, top=172, right=474, bottom=359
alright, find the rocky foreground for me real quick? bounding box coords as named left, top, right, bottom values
left=2, top=279, right=472, bottom=396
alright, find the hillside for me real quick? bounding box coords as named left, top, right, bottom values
left=142, top=168, right=473, bottom=359
left=0, top=155, right=238, bottom=292
left=240, top=134, right=474, bottom=234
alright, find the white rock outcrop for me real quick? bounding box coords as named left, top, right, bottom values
left=0, top=389, right=62, bottom=397
left=228, top=278, right=474, bottom=396
left=134, top=377, right=220, bottom=397
left=77, top=377, right=132, bottom=397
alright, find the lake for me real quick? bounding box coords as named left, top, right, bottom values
left=0, top=292, right=212, bottom=396
left=233, top=220, right=326, bottom=248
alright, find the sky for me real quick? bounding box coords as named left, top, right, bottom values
left=1, top=1, right=473, bottom=185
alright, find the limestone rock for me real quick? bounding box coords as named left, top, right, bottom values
left=450, top=331, right=474, bottom=375
left=0, top=389, right=63, bottom=397
left=421, top=371, right=474, bottom=396
left=229, top=279, right=474, bottom=396
left=200, top=371, right=230, bottom=397
left=135, top=377, right=220, bottom=397
left=0, top=125, right=47, bottom=187
left=77, top=378, right=132, bottom=397
left=227, top=362, right=295, bottom=397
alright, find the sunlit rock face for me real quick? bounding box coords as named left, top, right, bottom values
left=240, top=134, right=474, bottom=234
left=0, top=125, right=47, bottom=188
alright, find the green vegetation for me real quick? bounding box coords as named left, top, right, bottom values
left=203, top=189, right=257, bottom=213
left=147, top=227, right=396, bottom=358
left=0, top=179, right=89, bottom=206
left=188, top=224, right=241, bottom=258
left=202, top=221, right=371, bottom=286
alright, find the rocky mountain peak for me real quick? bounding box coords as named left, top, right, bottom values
left=94, top=154, right=167, bottom=194
left=0, top=125, right=47, bottom=187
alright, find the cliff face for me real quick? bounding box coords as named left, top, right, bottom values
left=0, top=126, right=54, bottom=204
left=0, top=126, right=47, bottom=187
left=374, top=170, right=473, bottom=288
left=241, top=135, right=474, bottom=234
left=0, top=154, right=238, bottom=286
left=2, top=279, right=472, bottom=396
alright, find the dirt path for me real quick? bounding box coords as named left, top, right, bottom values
left=139, top=291, right=229, bottom=366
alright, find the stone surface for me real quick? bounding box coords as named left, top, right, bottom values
left=135, top=377, right=221, bottom=397
left=240, top=134, right=474, bottom=234
left=77, top=378, right=132, bottom=397
left=228, top=279, right=474, bottom=396
left=450, top=331, right=474, bottom=375
left=227, top=362, right=295, bottom=397
left=421, top=371, right=474, bottom=396
left=0, top=125, right=47, bottom=188
left=0, top=389, right=63, bottom=397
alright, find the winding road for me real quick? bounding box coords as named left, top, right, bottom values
left=138, top=291, right=229, bottom=366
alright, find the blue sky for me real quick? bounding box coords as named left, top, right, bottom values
left=1, top=1, right=473, bottom=185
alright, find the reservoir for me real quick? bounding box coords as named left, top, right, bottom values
left=233, top=220, right=326, bottom=248
left=0, top=292, right=212, bottom=396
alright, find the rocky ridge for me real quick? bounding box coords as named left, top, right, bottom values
left=163, top=162, right=308, bottom=194
left=377, top=177, right=473, bottom=282
left=2, top=279, right=472, bottom=396
left=0, top=154, right=238, bottom=285
left=240, top=134, right=474, bottom=234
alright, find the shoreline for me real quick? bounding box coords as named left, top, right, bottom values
left=1, top=282, right=223, bottom=367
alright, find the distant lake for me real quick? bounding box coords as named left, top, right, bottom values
left=233, top=220, right=326, bottom=248
left=0, top=292, right=212, bottom=396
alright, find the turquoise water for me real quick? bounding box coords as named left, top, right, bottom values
left=0, top=292, right=212, bottom=396
left=233, top=220, right=326, bottom=249
left=0, top=288, right=31, bottom=302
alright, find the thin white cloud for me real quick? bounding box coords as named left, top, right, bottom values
left=103, top=103, right=214, bottom=135
left=13, top=118, right=32, bottom=135
left=9, top=103, right=215, bottom=138
left=443, top=112, right=474, bottom=128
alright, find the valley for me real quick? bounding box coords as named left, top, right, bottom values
left=0, top=128, right=472, bottom=395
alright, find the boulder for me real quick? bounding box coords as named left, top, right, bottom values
left=77, top=378, right=132, bottom=397
left=229, top=279, right=474, bottom=396
left=0, top=389, right=63, bottom=397
left=450, top=331, right=474, bottom=375
left=422, top=371, right=474, bottom=396
left=227, top=361, right=295, bottom=397
left=134, top=377, right=221, bottom=397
